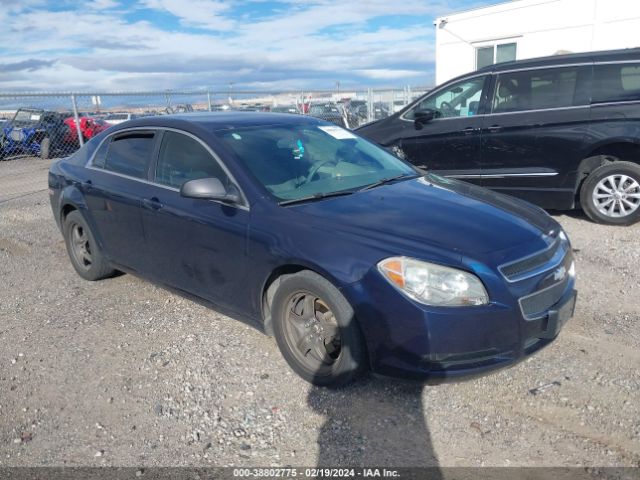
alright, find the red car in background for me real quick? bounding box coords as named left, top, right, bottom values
left=64, top=116, right=110, bottom=144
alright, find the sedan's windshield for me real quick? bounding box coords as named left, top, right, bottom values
left=215, top=123, right=416, bottom=202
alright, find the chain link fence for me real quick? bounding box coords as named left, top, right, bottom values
left=0, top=86, right=430, bottom=161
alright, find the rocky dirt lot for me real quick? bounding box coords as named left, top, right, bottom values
left=0, top=157, right=638, bottom=468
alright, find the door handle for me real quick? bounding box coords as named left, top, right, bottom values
left=81, top=179, right=92, bottom=190
left=142, top=197, right=163, bottom=211
left=487, top=125, right=502, bottom=132
left=461, top=127, right=479, bottom=135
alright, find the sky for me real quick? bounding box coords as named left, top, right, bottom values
left=0, top=0, right=490, bottom=92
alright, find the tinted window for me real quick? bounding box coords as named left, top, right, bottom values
left=155, top=131, right=227, bottom=189
left=493, top=66, right=588, bottom=113
left=408, top=76, right=486, bottom=119
left=592, top=63, right=640, bottom=104
left=104, top=132, right=155, bottom=179
left=92, top=138, right=110, bottom=168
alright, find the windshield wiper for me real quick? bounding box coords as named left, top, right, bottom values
left=358, top=173, right=419, bottom=192
left=278, top=189, right=356, bottom=206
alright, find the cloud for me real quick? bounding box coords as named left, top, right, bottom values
left=141, top=0, right=235, bottom=30
left=0, top=59, right=57, bottom=72
left=0, top=0, right=473, bottom=92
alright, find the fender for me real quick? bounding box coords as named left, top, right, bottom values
left=256, top=256, right=367, bottom=336
left=58, top=184, right=108, bottom=253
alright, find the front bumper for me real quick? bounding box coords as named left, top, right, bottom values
left=341, top=262, right=576, bottom=382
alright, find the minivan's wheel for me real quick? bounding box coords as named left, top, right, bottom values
left=271, top=271, right=367, bottom=387
left=580, top=162, right=640, bottom=225
left=40, top=137, right=51, bottom=160
left=63, top=210, right=115, bottom=280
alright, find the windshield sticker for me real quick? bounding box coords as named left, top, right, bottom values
left=30, top=114, right=41, bottom=121
left=318, top=125, right=356, bottom=140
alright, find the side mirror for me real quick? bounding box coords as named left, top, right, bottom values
left=414, top=109, right=435, bottom=126
left=180, top=177, right=240, bottom=204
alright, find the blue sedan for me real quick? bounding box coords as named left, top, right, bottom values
left=48, top=112, right=577, bottom=386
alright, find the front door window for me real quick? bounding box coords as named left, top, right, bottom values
left=407, top=76, right=487, bottom=120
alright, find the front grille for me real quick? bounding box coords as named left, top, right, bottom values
left=500, top=238, right=566, bottom=281
left=519, top=275, right=569, bottom=320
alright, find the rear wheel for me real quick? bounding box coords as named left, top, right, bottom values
left=580, top=161, right=640, bottom=225
left=40, top=137, right=50, bottom=160
left=271, top=271, right=367, bottom=387
left=63, top=210, right=115, bottom=280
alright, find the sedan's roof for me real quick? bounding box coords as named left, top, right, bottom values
left=121, top=111, right=320, bottom=132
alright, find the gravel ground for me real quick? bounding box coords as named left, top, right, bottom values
left=0, top=157, right=639, bottom=468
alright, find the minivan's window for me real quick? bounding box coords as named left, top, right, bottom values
left=592, top=64, right=640, bottom=104
left=492, top=66, right=588, bottom=113
left=215, top=124, right=416, bottom=202
left=104, top=132, right=155, bottom=179
left=155, top=131, right=227, bottom=189
left=407, top=76, right=486, bottom=119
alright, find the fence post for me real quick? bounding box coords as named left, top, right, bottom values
left=207, top=91, right=212, bottom=112
left=71, top=94, right=83, bottom=147
left=367, top=88, right=373, bottom=123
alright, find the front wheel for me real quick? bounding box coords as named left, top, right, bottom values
left=580, top=161, right=640, bottom=225
left=271, top=271, right=367, bottom=387
left=40, top=137, right=51, bottom=160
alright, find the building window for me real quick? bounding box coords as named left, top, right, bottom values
left=476, top=42, right=517, bottom=69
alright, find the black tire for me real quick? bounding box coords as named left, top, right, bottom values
left=580, top=161, right=640, bottom=226
left=271, top=270, right=367, bottom=387
left=40, top=137, right=50, bottom=160
left=63, top=210, right=115, bottom=280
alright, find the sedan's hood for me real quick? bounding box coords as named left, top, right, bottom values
left=289, top=175, right=558, bottom=257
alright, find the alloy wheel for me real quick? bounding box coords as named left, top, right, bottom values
left=283, top=292, right=342, bottom=372
left=592, top=174, right=640, bottom=218
left=70, top=223, right=93, bottom=271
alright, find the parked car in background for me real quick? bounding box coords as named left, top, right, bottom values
left=357, top=48, right=640, bottom=225
left=165, top=104, right=193, bottom=114
left=103, top=112, right=137, bottom=125
left=307, top=103, right=347, bottom=127
left=0, top=108, right=71, bottom=159
left=49, top=112, right=576, bottom=386
left=64, top=116, right=110, bottom=143
left=271, top=105, right=299, bottom=114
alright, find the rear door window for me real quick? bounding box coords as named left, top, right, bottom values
left=92, top=138, right=110, bottom=168
left=492, top=66, right=590, bottom=113
left=592, top=63, right=640, bottom=104
left=104, top=131, right=156, bottom=179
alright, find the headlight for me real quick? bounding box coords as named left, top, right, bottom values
left=377, top=257, right=489, bottom=307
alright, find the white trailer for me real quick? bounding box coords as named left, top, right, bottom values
left=434, top=0, right=640, bottom=85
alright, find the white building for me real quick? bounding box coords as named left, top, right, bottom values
left=434, top=0, right=640, bottom=85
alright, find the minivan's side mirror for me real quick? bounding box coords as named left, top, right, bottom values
left=180, top=177, right=240, bottom=204
left=414, top=108, right=436, bottom=129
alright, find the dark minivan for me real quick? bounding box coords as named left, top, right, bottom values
left=357, top=48, right=640, bottom=225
